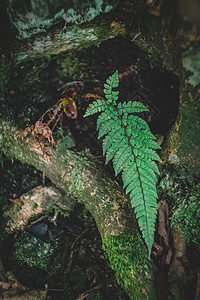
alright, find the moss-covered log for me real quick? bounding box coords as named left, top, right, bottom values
left=0, top=122, right=157, bottom=299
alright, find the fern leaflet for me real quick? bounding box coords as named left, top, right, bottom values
left=84, top=70, right=161, bottom=256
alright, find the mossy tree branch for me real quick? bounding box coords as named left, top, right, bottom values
left=1, top=185, right=75, bottom=235
left=0, top=122, right=157, bottom=299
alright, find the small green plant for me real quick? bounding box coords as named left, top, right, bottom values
left=84, top=70, right=161, bottom=256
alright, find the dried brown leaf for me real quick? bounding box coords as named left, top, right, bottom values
left=8, top=198, right=21, bottom=205
left=157, top=199, right=169, bottom=247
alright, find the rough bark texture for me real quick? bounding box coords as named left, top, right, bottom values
left=0, top=122, right=157, bottom=299
left=1, top=185, right=74, bottom=235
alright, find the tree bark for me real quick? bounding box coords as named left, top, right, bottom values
left=1, top=185, right=74, bottom=235
left=0, top=122, right=157, bottom=299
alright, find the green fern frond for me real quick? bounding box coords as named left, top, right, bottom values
left=84, top=70, right=161, bottom=257
left=84, top=99, right=107, bottom=117
left=103, top=70, right=119, bottom=104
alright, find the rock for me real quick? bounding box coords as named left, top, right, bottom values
left=8, top=231, right=60, bottom=288
left=26, top=222, right=53, bottom=243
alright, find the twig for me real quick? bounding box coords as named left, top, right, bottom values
left=75, top=283, right=103, bottom=300
left=52, top=110, right=64, bottom=132
left=26, top=216, right=47, bottom=229
left=83, top=93, right=106, bottom=101
left=64, top=229, right=88, bottom=274
left=71, top=228, right=88, bottom=250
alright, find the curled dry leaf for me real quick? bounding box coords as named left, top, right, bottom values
left=157, top=199, right=170, bottom=247
left=8, top=198, right=21, bottom=205
left=15, top=121, right=55, bottom=159
left=32, top=121, right=55, bottom=145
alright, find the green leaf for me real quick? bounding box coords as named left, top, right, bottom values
left=106, top=78, right=112, bottom=85
left=103, top=129, right=123, bottom=155
left=98, top=118, right=117, bottom=139
left=103, top=70, right=119, bottom=104
left=84, top=99, right=107, bottom=117
left=104, top=88, right=111, bottom=94
left=97, top=112, right=111, bottom=130
left=104, top=84, right=111, bottom=89
left=105, top=137, right=124, bottom=164
left=105, top=94, right=112, bottom=100
left=84, top=69, right=161, bottom=257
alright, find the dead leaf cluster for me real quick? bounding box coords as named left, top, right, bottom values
left=15, top=121, right=55, bottom=159
left=14, top=81, right=83, bottom=159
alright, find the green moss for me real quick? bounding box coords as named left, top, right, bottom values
left=16, top=200, right=24, bottom=211
left=132, top=21, right=166, bottom=71
left=167, top=283, right=183, bottom=300
left=175, top=81, right=200, bottom=175
left=56, top=133, right=76, bottom=150
left=158, top=165, right=200, bottom=249
left=130, top=11, right=179, bottom=75
left=167, top=267, right=186, bottom=300
left=183, top=47, right=200, bottom=87
left=12, top=2, right=132, bottom=63
left=34, top=202, right=39, bottom=209
left=8, top=0, right=118, bottom=40
left=10, top=231, right=60, bottom=269
left=66, top=154, right=91, bottom=197
left=15, top=20, right=123, bottom=62
left=57, top=209, right=70, bottom=218
left=8, top=231, right=61, bottom=287
left=102, top=229, right=157, bottom=299
left=0, top=58, right=12, bottom=93
left=0, top=59, right=14, bottom=123
left=56, top=50, right=87, bottom=81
